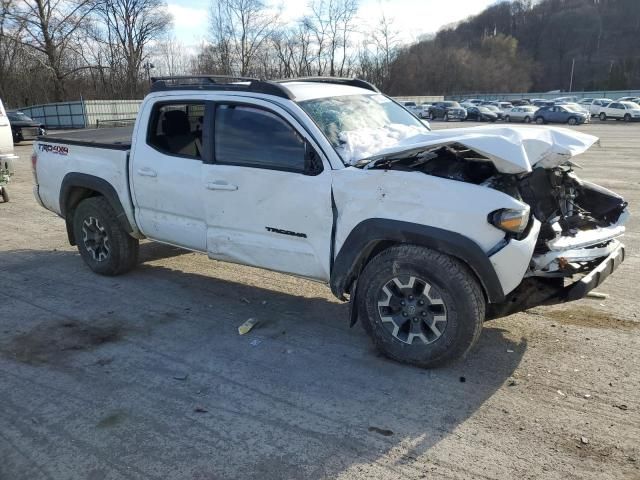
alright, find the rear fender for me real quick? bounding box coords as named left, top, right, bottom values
left=60, top=173, right=140, bottom=245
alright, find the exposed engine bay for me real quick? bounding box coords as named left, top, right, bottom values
left=361, top=142, right=628, bottom=280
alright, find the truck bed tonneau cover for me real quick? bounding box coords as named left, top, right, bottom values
left=42, top=126, right=133, bottom=150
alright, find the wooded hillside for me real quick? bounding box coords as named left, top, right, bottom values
left=387, top=0, right=640, bottom=95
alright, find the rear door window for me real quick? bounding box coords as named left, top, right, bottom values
left=214, top=105, right=306, bottom=172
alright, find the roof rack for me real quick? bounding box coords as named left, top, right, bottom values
left=149, top=75, right=294, bottom=99
left=148, top=75, right=380, bottom=99
left=275, top=77, right=380, bottom=93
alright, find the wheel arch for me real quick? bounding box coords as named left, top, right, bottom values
left=330, top=218, right=505, bottom=304
left=60, top=173, right=135, bottom=245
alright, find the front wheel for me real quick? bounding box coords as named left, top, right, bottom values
left=524, top=116, right=531, bottom=123
left=357, top=245, right=485, bottom=368
left=505, top=115, right=511, bottom=122
left=0, top=186, right=9, bottom=203
left=535, top=117, right=545, bottom=124
left=428, top=112, right=434, bottom=121
left=599, top=113, right=607, bottom=121
left=73, top=196, right=139, bottom=275
left=444, top=113, right=449, bottom=122
left=567, top=117, right=577, bottom=125
left=624, top=114, right=631, bottom=122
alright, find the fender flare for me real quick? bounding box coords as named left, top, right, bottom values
left=60, top=173, right=135, bottom=244
left=330, top=218, right=505, bottom=303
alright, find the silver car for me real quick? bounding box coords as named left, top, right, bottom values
left=504, top=106, right=539, bottom=123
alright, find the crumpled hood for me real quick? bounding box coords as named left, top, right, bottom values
left=363, top=125, right=599, bottom=174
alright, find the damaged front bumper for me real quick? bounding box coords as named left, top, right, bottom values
left=487, top=238, right=626, bottom=320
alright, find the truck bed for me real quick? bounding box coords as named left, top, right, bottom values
left=43, top=127, right=133, bottom=150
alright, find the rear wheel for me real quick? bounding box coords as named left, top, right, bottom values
left=357, top=245, right=485, bottom=368
left=599, top=112, right=607, bottom=121
left=73, top=196, right=139, bottom=276
left=567, top=117, right=578, bottom=125
left=524, top=116, right=531, bottom=123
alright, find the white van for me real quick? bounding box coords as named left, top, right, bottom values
left=0, top=98, right=18, bottom=175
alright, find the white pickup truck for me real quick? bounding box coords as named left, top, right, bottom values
left=33, top=76, right=628, bottom=368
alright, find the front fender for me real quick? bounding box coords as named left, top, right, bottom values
left=330, top=218, right=505, bottom=303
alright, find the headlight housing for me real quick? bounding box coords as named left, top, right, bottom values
left=488, top=207, right=530, bottom=234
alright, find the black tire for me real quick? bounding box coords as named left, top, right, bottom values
left=0, top=186, right=8, bottom=203
left=624, top=114, right=631, bottom=122
left=505, top=115, right=511, bottom=122
left=599, top=113, right=607, bottom=121
left=535, top=116, right=545, bottom=124
left=357, top=245, right=485, bottom=368
left=73, top=196, right=139, bottom=275
left=524, top=116, right=531, bottom=123
left=567, top=117, right=577, bottom=125
left=428, top=112, right=434, bottom=121
left=444, top=112, right=449, bottom=122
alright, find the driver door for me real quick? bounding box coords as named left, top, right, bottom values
left=201, top=100, right=333, bottom=281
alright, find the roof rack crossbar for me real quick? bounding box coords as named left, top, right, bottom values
left=275, top=77, right=380, bottom=93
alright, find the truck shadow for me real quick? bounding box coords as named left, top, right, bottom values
left=0, top=246, right=526, bottom=479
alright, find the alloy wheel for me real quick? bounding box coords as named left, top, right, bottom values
left=377, top=275, right=448, bottom=345
left=82, top=216, right=111, bottom=262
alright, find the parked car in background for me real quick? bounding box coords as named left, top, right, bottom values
left=598, top=101, right=640, bottom=122
left=504, top=105, right=539, bottom=123
left=0, top=99, right=18, bottom=176
left=418, top=103, right=432, bottom=119
left=556, top=102, right=590, bottom=116
left=587, top=98, right=614, bottom=116
left=617, top=96, right=640, bottom=102
left=511, top=99, right=531, bottom=106
left=7, top=110, right=45, bottom=143
left=401, top=101, right=420, bottom=116
left=578, top=98, right=595, bottom=106
left=483, top=105, right=504, bottom=120
left=553, top=96, right=579, bottom=103
left=464, top=98, right=484, bottom=105
left=463, top=105, right=498, bottom=122
left=428, top=101, right=467, bottom=121
left=531, top=99, right=554, bottom=108
left=534, top=105, right=589, bottom=125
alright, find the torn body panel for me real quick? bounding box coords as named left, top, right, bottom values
left=348, top=130, right=628, bottom=316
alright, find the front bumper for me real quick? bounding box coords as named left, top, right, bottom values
left=562, top=242, right=625, bottom=301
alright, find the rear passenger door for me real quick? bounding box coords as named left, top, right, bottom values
left=201, top=100, right=333, bottom=281
left=130, top=101, right=208, bottom=251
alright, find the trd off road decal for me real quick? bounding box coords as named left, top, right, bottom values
left=38, top=144, right=69, bottom=156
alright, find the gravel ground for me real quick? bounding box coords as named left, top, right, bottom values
left=0, top=121, right=638, bottom=480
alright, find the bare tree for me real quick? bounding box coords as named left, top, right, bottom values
left=5, top=0, right=98, bottom=101
left=153, top=33, right=192, bottom=76
left=208, top=0, right=279, bottom=76
left=97, top=0, right=171, bottom=98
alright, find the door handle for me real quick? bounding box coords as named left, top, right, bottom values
left=137, top=167, right=157, bottom=177
left=206, top=180, right=238, bottom=191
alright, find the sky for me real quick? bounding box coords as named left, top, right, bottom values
left=167, top=0, right=505, bottom=47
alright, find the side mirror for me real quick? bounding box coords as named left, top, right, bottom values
left=304, top=142, right=323, bottom=176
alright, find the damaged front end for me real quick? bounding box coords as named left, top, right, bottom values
left=358, top=138, right=628, bottom=318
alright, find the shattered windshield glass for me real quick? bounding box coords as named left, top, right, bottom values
left=299, top=94, right=430, bottom=165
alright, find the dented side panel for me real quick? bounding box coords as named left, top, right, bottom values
left=332, top=167, right=528, bottom=256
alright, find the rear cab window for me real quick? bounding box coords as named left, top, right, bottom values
left=148, top=103, right=205, bottom=158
